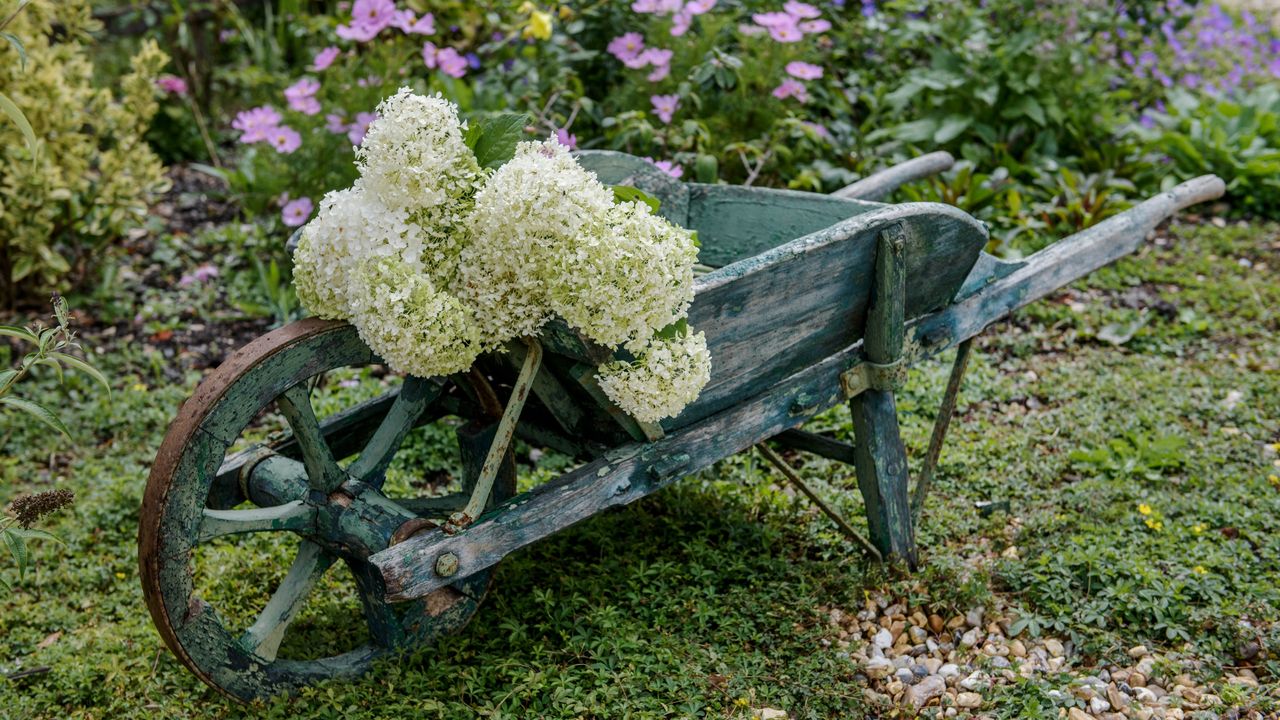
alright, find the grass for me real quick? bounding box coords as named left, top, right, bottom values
left=0, top=220, right=1277, bottom=718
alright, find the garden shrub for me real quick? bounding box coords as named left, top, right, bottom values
left=0, top=0, right=170, bottom=306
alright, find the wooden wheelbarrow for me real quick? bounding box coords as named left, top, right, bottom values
left=139, top=151, right=1224, bottom=701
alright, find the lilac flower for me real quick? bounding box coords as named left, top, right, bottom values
left=155, top=75, right=188, bottom=95
left=647, top=157, right=684, bottom=178
left=608, top=32, right=646, bottom=62
left=783, top=1, right=820, bottom=18
left=268, top=126, right=302, bottom=153
left=641, top=48, right=674, bottom=80
left=336, top=0, right=396, bottom=42
left=310, top=46, right=341, bottom=71
left=180, top=263, right=220, bottom=287
left=466, top=53, right=482, bottom=69
left=325, top=113, right=348, bottom=133
left=284, top=78, right=321, bottom=115
left=282, top=197, right=314, bottom=227
left=861, top=0, right=876, bottom=16
left=752, top=11, right=794, bottom=28
left=555, top=128, right=578, bottom=149
left=392, top=10, right=435, bottom=34
left=651, top=93, right=680, bottom=124
left=799, top=19, right=830, bottom=33
left=769, top=19, right=804, bottom=42
left=772, top=78, right=810, bottom=102
left=232, top=106, right=282, bottom=143
left=633, top=0, right=683, bottom=13
left=785, top=61, right=823, bottom=80
left=347, top=112, right=377, bottom=145
left=435, top=47, right=469, bottom=78
left=671, top=9, right=693, bottom=36
left=685, top=0, right=716, bottom=13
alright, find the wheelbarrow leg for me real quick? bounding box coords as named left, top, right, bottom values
left=850, top=223, right=917, bottom=566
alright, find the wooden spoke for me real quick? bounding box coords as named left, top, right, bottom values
left=395, top=492, right=469, bottom=516
left=239, top=540, right=335, bottom=662
left=345, top=560, right=403, bottom=648
left=347, top=377, right=441, bottom=487
left=197, top=501, right=316, bottom=544
left=276, top=384, right=345, bottom=492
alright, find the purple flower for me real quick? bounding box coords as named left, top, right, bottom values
left=651, top=93, right=680, bottom=124
left=348, top=112, right=377, bottom=145
left=861, top=0, right=876, bottom=16
left=325, top=113, right=348, bottom=133
left=772, top=78, right=810, bottom=102
left=641, top=48, right=674, bottom=80
left=803, top=121, right=832, bottom=140
left=435, top=47, right=469, bottom=78
left=156, top=74, right=188, bottom=95
left=310, top=46, right=341, bottom=71
left=555, top=128, right=578, bottom=149
left=392, top=9, right=435, bottom=34
left=608, top=32, right=646, bottom=62
left=232, top=106, right=282, bottom=143
left=685, top=0, right=716, bottom=13
left=799, top=19, right=830, bottom=33
left=752, top=11, right=795, bottom=28
left=336, top=0, right=396, bottom=42
left=282, top=197, right=314, bottom=227
left=268, top=126, right=302, bottom=153
left=647, top=157, right=683, bottom=178
left=285, top=78, right=322, bottom=115
left=671, top=9, right=693, bottom=36
left=786, top=61, right=823, bottom=80
left=181, top=263, right=220, bottom=287
left=632, top=0, right=682, bottom=13
left=783, top=1, right=821, bottom=19
left=768, top=19, right=804, bottom=42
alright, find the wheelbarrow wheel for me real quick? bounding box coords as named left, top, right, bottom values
left=139, top=318, right=512, bottom=702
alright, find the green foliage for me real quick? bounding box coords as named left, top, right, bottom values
left=0, top=0, right=170, bottom=304
left=465, top=111, right=530, bottom=169
left=1139, top=86, right=1280, bottom=215
left=1069, top=432, right=1187, bottom=482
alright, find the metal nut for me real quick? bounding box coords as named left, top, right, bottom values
left=434, top=552, right=459, bottom=578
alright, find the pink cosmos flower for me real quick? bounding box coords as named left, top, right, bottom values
left=310, top=46, right=341, bottom=71
left=772, top=78, right=809, bottom=102
left=785, top=61, right=823, bottom=80
left=156, top=75, right=188, bottom=95
left=768, top=19, right=803, bottom=42
left=232, top=106, right=282, bottom=143
left=799, top=19, right=831, bottom=33
left=783, top=1, right=820, bottom=18
left=650, top=93, right=679, bottom=124
left=608, top=32, right=646, bottom=62
left=632, top=0, right=682, bottom=13
left=348, top=112, right=377, bottom=145
left=437, top=47, right=469, bottom=78
left=325, top=113, right=349, bottom=133
left=268, top=126, right=303, bottom=153
left=647, top=157, right=683, bottom=178
left=671, top=9, right=692, bottom=36
left=392, top=9, right=435, bottom=34
left=640, top=47, right=673, bottom=80
left=738, top=23, right=766, bottom=36
left=284, top=78, right=321, bottom=115
left=648, top=63, right=672, bottom=82
left=282, top=197, right=314, bottom=227
left=686, top=0, right=716, bottom=13
left=752, top=11, right=794, bottom=28
left=336, top=0, right=396, bottom=42
left=555, top=128, right=578, bottom=150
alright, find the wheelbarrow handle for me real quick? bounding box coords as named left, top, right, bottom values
left=832, top=151, right=956, bottom=202
left=286, top=228, right=304, bottom=256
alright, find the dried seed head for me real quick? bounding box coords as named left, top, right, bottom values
left=7, top=490, right=75, bottom=528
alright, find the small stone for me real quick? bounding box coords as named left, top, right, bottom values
left=1128, top=645, right=1149, bottom=658
left=965, top=607, right=984, bottom=628
left=959, top=628, right=981, bottom=648
left=1132, top=687, right=1157, bottom=703
left=922, top=658, right=943, bottom=674
left=909, top=626, right=929, bottom=645
left=894, top=668, right=914, bottom=684
left=989, top=656, right=1010, bottom=669
left=910, top=611, right=929, bottom=628
left=865, top=657, right=893, bottom=680
left=885, top=603, right=905, bottom=619
left=873, top=627, right=893, bottom=649
left=756, top=710, right=788, bottom=720
left=955, top=692, right=982, bottom=709
left=929, top=614, right=945, bottom=634
left=1107, top=685, right=1130, bottom=710
left=886, top=680, right=904, bottom=697
left=912, top=665, right=929, bottom=680
left=1045, top=639, right=1065, bottom=657
left=1067, top=709, right=1095, bottom=720
left=938, top=663, right=961, bottom=680
left=958, top=671, right=989, bottom=691
left=1134, top=657, right=1155, bottom=677
left=1009, top=639, right=1027, bottom=658
left=946, top=615, right=966, bottom=631
left=903, top=674, right=946, bottom=711
left=1228, top=674, right=1259, bottom=688
left=1089, top=696, right=1111, bottom=715
left=1128, top=673, right=1146, bottom=688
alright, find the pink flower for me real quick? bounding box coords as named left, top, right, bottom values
left=180, top=263, right=220, bottom=287
left=768, top=19, right=803, bottom=42
left=232, top=106, right=282, bottom=143
left=310, top=46, right=340, bottom=71
left=555, top=128, right=578, bottom=149
left=783, top=0, right=820, bottom=19
left=640, top=47, right=673, bottom=80
left=752, top=11, right=794, bottom=28
left=392, top=9, right=435, bottom=34
left=325, top=113, right=349, bottom=133
left=785, top=61, right=823, bottom=80
left=648, top=63, right=672, bottom=82
left=608, top=32, right=646, bottom=62
left=803, top=121, right=832, bottom=140
left=347, top=112, right=376, bottom=145
left=632, top=0, right=682, bottom=13
left=799, top=19, right=830, bottom=33
left=282, top=197, right=314, bottom=227
left=671, top=9, right=692, bottom=36
left=284, top=78, right=321, bottom=115
left=686, top=0, right=716, bottom=14
left=438, top=47, right=469, bottom=78
left=156, top=74, right=188, bottom=95
left=772, top=78, right=809, bottom=102
left=738, top=23, right=766, bottom=36
left=646, top=157, right=683, bottom=178
left=268, top=126, right=303, bottom=153
left=650, top=93, right=680, bottom=124
left=336, top=0, right=396, bottom=42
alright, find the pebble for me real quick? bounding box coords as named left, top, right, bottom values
left=1045, top=638, right=1065, bottom=657
left=1088, top=696, right=1111, bottom=715
left=938, top=663, right=961, bottom=680
left=989, top=656, right=1010, bottom=669
left=903, top=674, right=946, bottom=711
left=965, top=608, right=984, bottom=628
left=1128, top=645, right=1149, bottom=658
left=928, top=614, right=945, bottom=634
left=872, top=628, right=892, bottom=649
left=908, top=626, right=929, bottom=645
left=893, top=668, right=914, bottom=685
left=955, top=691, right=982, bottom=708
left=756, top=710, right=788, bottom=720
left=958, top=671, right=989, bottom=691
left=864, top=657, right=893, bottom=680
left=1067, top=709, right=1095, bottom=720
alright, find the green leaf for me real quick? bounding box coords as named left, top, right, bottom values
left=933, top=116, right=972, bottom=144
left=0, top=32, right=26, bottom=70
left=465, top=113, right=528, bottom=169
left=0, top=396, right=70, bottom=437
left=655, top=318, right=688, bottom=341
left=49, top=352, right=111, bottom=394
left=611, top=185, right=661, bottom=214
left=0, top=324, right=37, bottom=343
left=12, top=528, right=64, bottom=546
left=0, top=91, right=38, bottom=164
left=3, top=528, right=30, bottom=580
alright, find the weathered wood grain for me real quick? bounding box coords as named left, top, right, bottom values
left=832, top=151, right=955, bottom=202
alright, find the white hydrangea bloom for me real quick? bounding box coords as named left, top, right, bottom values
left=547, top=200, right=697, bottom=352
left=458, top=139, right=616, bottom=342
left=292, top=186, right=366, bottom=319
left=347, top=256, right=484, bottom=378
left=596, top=330, right=712, bottom=423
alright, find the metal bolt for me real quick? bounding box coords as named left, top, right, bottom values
left=434, top=552, right=459, bottom=578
